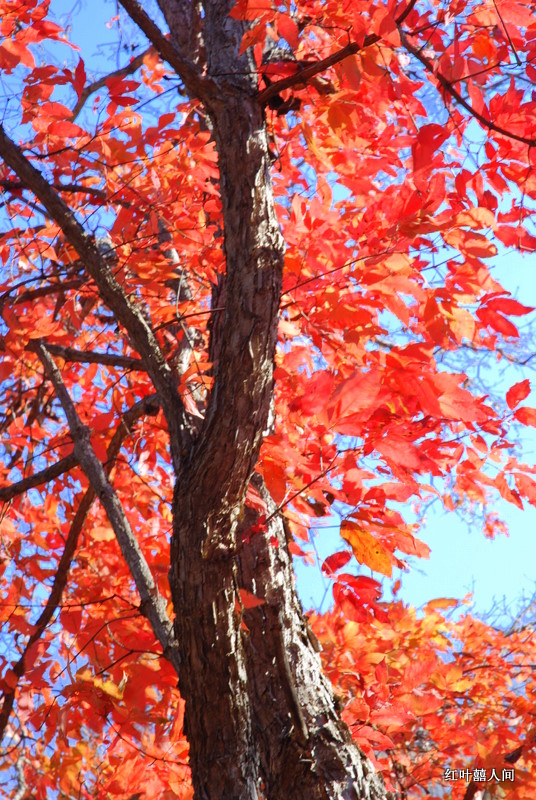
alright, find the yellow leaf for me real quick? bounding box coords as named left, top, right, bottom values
left=453, top=207, right=496, bottom=230
left=90, top=525, right=115, bottom=542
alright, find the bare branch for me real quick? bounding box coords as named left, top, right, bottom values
left=0, top=281, right=82, bottom=315
left=399, top=28, right=536, bottom=147
left=31, top=342, right=179, bottom=668
left=44, top=344, right=144, bottom=370
left=0, top=124, right=192, bottom=468
left=258, top=44, right=369, bottom=104
left=71, top=48, right=153, bottom=121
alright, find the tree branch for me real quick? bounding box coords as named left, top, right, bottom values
left=258, top=42, right=371, bottom=104
left=0, top=179, right=107, bottom=200
left=0, top=391, right=158, bottom=503
left=0, top=124, right=192, bottom=468
left=0, top=392, right=162, bottom=742
left=399, top=28, right=536, bottom=147
left=44, top=344, right=144, bottom=370
left=0, top=281, right=82, bottom=315
left=0, top=454, right=78, bottom=503
left=117, top=0, right=216, bottom=100
left=31, top=342, right=179, bottom=669
left=71, top=48, right=154, bottom=121
left=257, top=0, right=418, bottom=103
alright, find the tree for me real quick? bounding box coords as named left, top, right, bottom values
left=0, top=0, right=535, bottom=798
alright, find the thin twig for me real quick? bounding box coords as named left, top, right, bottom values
left=399, top=28, right=536, bottom=147
left=491, top=0, right=521, bottom=66
left=71, top=47, right=154, bottom=121
left=0, top=179, right=106, bottom=200
left=0, top=392, right=161, bottom=742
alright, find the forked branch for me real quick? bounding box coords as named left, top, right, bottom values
left=44, top=344, right=144, bottom=370
left=31, top=341, right=179, bottom=668
left=71, top=47, right=154, bottom=121
left=0, top=124, right=192, bottom=468
left=257, top=0, right=418, bottom=103
left=117, top=0, right=216, bottom=100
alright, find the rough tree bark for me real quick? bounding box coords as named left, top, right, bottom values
left=0, top=0, right=393, bottom=797
left=149, top=1, right=391, bottom=797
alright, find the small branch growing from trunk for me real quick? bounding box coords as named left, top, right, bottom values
left=257, top=0, right=418, bottom=103
left=117, top=0, right=216, bottom=100
left=0, top=124, right=192, bottom=468
left=43, top=344, right=144, bottom=370
left=399, top=27, right=536, bottom=146
left=71, top=48, right=154, bottom=121
left=0, top=453, right=78, bottom=502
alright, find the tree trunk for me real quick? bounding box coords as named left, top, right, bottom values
left=122, top=1, right=393, bottom=797
left=236, top=477, right=390, bottom=800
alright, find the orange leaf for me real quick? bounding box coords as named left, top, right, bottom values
left=444, top=228, right=498, bottom=257
left=424, top=597, right=459, bottom=611
left=340, top=522, right=393, bottom=577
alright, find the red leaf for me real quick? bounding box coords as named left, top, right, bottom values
left=514, top=473, right=536, bottom=505
left=1, top=38, right=35, bottom=69
left=514, top=407, right=536, bottom=427
left=506, top=379, right=531, bottom=409
left=485, top=297, right=534, bottom=316
left=477, top=306, right=519, bottom=338
left=412, top=124, right=448, bottom=179
left=336, top=573, right=383, bottom=604
left=73, top=58, right=86, bottom=98
left=277, top=14, right=299, bottom=49
left=245, top=483, right=267, bottom=514
left=321, top=551, right=352, bottom=576
left=327, top=371, right=383, bottom=431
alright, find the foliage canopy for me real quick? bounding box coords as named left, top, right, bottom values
left=1, top=0, right=536, bottom=798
